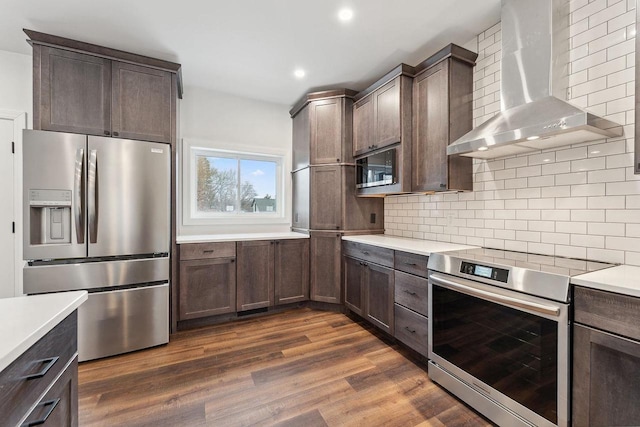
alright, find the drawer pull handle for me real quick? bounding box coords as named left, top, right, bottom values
left=403, top=290, right=417, bottom=296
left=203, top=250, right=215, bottom=254
left=22, top=398, right=60, bottom=426
left=404, top=326, right=416, bottom=334
left=23, top=357, right=59, bottom=380
left=404, top=262, right=417, bottom=266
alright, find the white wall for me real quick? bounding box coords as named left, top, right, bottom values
left=0, top=50, right=32, bottom=124
left=385, top=0, right=640, bottom=265
left=178, top=86, right=293, bottom=235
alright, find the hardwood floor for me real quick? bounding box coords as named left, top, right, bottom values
left=78, top=308, right=492, bottom=426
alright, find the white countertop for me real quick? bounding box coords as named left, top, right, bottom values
left=0, top=291, right=87, bottom=372
left=342, top=235, right=477, bottom=256
left=572, top=265, right=640, bottom=298
left=177, top=232, right=309, bottom=244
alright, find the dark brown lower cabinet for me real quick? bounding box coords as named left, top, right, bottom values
left=23, top=357, right=78, bottom=427
left=0, top=312, right=78, bottom=427
left=344, top=255, right=365, bottom=316
left=179, top=258, right=236, bottom=319
left=344, top=254, right=394, bottom=334
left=237, top=241, right=275, bottom=311
left=237, top=239, right=310, bottom=312
left=274, top=239, right=309, bottom=305
left=310, top=232, right=343, bottom=304
left=365, top=263, right=394, bottom=334
left=573, top=324, right=640, bottom=426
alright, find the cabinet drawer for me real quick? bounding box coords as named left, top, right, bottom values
left=343, top=241, right=394, bottom=268
left=179, top=242, right=236, bottom=260
left=0, top=312, right=77, bottom=427
left=394, top=304, right=428, bottom=356
left=22, top=357, right=78, bottom=427
left=394, top=251, right=428, bottom=277
left=394, top=271, right=428, bottom=316
left=574, top=286, right=640, bottom=341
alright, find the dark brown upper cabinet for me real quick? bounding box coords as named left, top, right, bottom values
left=411, top=45, right=477, bottom=192
left=35, top=46, right=112, bottom=137
left=29, top=30, right=181, bottom=144
left=111, top=62, right=172, bottom=143
left=290, top=89, right=357, bottom=169
left=353, top=74, right=411, bottom=158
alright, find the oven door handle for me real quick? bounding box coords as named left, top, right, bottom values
left=430, top=273, right=561, bottom=317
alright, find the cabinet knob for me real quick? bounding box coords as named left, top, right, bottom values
left=104, top=131, right=110, bottom=136
left=336, top=158, right=340, bottom=162
left=440, top=183, right=446, bottom=188
left=113, top=131, right=119, bottom=137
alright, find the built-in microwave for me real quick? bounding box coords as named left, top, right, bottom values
left=356, top=148, right=397, bottom=189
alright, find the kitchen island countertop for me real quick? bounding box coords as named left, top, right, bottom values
left=342, top=234, right=477, bottom=256
left=0, top=291, right=87, bottom=372
left=572, top=264, right=640, bottom=298
left=177, top=232, right=309, bottom=244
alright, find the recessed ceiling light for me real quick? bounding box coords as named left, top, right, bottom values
left=294, top=69, right=305, bottom=79
left=338, top=8, right=354, bottom=22
left=477, top=146, right=488, bottom=151
left=526, top=136, right=540, bottom=141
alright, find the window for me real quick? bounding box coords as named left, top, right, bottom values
left=189, top=147, right=284, bottom=221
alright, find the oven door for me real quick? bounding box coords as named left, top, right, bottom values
left=428, top=272, right=569, bottom=427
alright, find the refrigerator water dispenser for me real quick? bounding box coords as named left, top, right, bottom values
left=29, top=189, right=72, bottom=245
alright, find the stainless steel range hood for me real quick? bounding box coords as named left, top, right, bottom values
left=447, top=0, right=622, bottom=159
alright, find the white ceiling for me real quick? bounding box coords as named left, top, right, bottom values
left=0, top=0, right=501, bottom=106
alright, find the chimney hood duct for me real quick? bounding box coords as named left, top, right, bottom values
left=447, top=0, right=622, bottom=159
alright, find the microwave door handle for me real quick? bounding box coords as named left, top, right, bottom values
left=88, top=149, right=98, bottom=243
left=429, top=273, right=561, bottom=317
left=74, top=148, right=84, bottom=244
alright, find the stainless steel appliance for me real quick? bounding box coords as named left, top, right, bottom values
left=356, top=147, right=397, bottom=189
left=427, top=248, right=614, bottom=427
left=447, top=0, right=621, bottom=159
left=22, top=130, right=170, bottom=361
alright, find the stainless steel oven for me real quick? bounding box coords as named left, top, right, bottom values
left=427, top=248, right=614, bottom=427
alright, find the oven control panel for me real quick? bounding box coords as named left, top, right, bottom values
left=460, top=262, right=509, bottom=283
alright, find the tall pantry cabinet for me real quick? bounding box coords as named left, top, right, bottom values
left=290, top=90, right=384, bottom=304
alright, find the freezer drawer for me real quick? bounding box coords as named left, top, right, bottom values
left=78, top=283, right=169, bottom=361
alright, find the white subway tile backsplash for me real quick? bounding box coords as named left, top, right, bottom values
left=384, top=6, right=640, bottom=264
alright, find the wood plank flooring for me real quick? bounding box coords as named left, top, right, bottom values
left=78, top=308, right=492, bottom=426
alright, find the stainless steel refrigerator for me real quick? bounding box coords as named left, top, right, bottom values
left=22, top=130, right=170, bottom=361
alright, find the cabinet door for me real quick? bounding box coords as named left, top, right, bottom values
left=237, top=240, right=274, bottom=311
left=37, top=46, right=111, bottom=136
left=373, top=77, right=401, bottom=150
left=365, top=263, right=394, bottom=334
left=292, top=168, right=309, bottom=230
left=353, top=95, right=374, bottom=156
left=344, top=256, right=365, bottom=316
left=111, top=61, right=172, bottom=143
left=310, top=99, right=343, bottom=164
left=292, top=105, right=310, bottom=170
left=310, top=165, right=343, bottom=230
left=310, top=232, right=342, bottom=304
left=22, top=357, right=78, bottom=427
left=179, top=258, right=236, bottom=320
left=412, top=61, right=449, bottom=192
left=573, top=324, right=640, bottom=427
left=274, top=239, right=309, bottom=305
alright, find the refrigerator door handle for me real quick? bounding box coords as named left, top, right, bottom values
left=88, top=149, right=98, bottom=244
left=74, top=148, right=85, bottom=244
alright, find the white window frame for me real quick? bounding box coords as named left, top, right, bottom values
left=183, top=140, right=287, bottom=226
